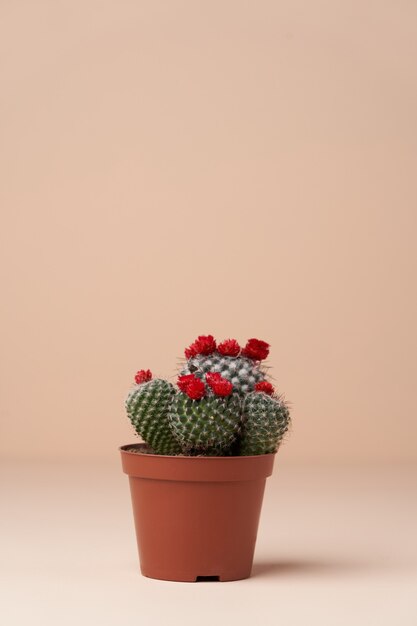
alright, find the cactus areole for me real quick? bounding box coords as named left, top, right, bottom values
left=120, top=335, right=292, bottom=582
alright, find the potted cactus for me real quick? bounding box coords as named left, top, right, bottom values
left=120, top=335, right=291, bottom=582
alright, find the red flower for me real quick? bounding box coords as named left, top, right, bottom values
left=212, top=379, right=233, bottom=397
left=185, top=344, right=198, bottom=359
left=177, top=373, right=206, bottom=399
left=205, top=372, right=222, bottom=386
left=206, top=371, right=233, bottom=397
left=184, top=335, right=216, bottom=359
left=255, top=381, right=275, bottom=395
left=134, top=369, right=152, bottom=384
left=177, top=374, right=198, bottom=392
left=185, top=378, right=206, bottom=400
left=217, top=339, right=241, bottom=357
left=242, top=338, right=270, bottom=361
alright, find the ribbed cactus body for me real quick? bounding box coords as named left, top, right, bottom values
left=126, top=379, right=182, bottom=455
left=239, top=392, right=290, bottom=455
left=181, top=354, right=266, bottom=395
left=168, top=392, right=242, bottom=454
left=125, top=336, right=292, bottom=457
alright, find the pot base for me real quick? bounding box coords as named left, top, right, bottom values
left=141, top=570, right=251, bottom=582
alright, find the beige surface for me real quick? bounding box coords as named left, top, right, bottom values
left=1, top=461, right=416, bottom=625
left=1, top=1, right=417, bottom=463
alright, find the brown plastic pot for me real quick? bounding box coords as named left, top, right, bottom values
left=120, top=443, right=275, bottom=582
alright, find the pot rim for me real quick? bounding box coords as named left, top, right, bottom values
left=119, top=442, right=276, bottom=460
left=120, top=443, right=276, bottom=481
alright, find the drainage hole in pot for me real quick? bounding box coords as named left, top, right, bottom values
left=195, top=576, right=220, bottom=582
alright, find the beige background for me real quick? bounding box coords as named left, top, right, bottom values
left=1, top=4, right=416, bottom=623
left=1, top=0, right=416, bottom=463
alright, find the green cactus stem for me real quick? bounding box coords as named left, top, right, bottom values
left=126, top=379, right=182, bottom=455
left=239, top=392, right=290, bottom=455
left=168, top=392, right=242, bottom=454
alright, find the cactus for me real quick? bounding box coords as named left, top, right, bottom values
left=126, top=379, right=182, bottom=455
left=126, top=337, right=291, bottom=456
left=168, top=392, right=242, bottom=454
left=180, top=354, right=266, bottom=395
left=239, top=392, right=290, bottom=455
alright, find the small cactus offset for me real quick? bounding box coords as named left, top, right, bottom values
left=239, top=392, right=290, bottom=456
left=126, top=377, right=182, bottom=455
left=126, top=336, right=291, bottom=456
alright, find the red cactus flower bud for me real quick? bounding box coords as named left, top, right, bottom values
left=177, top=374, right=199, bottom=392
left=255, top=381, right=275, bottom=395
left=242, top=338, right=270, bottom=361
left=206, top=371, right=233, bottom=397
left=185, top=378, right=206, bottom=400
left=134, top=369, right=153, bottom=384
left=217, top=339, right=241, bottom=357
left=185, top=335, right=216, bottom=359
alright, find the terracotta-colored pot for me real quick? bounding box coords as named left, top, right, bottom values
left=120, top=443, right=275, bottom=582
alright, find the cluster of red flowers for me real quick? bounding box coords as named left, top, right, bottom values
left=135, top=367, right=274, bottom=398
left=177, top=372, right=233, bottom=399
left=134, top=336, right=274, bottom=397
left=184, top=335, right=270, bottom=361
left=134, top=369, right=153, bottom=384
left=177, top=374, right=206, bottom=399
